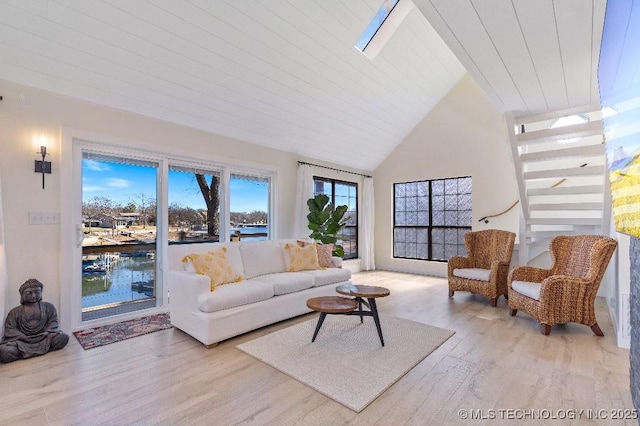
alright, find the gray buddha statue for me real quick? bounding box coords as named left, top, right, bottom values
left=0, top=278, right=69, bottom=363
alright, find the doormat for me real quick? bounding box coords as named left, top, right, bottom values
left=73, top=312, right=172, bottom=350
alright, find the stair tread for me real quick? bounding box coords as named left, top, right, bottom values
left=527, top=218, right=602, bottom=225
left=517, top=120, right=603, bottom=145
left=520, top=144, right=604, bottom=162
left=527, top=185, right=604, bottom=195
left=529, top=202, right=604, bottom=210
left=526, top=230, right=579, bottom=237
left=524, top=165, right=604, bottom=179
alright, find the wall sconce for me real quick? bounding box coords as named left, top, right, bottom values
left=34, top=145, right=51, bottom=189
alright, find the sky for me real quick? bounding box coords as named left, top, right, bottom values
left=354, top=0, right=398, bottom=51
left=599, top=0, right=640, bottom=166
left=82, top=159, right=268, bottom=213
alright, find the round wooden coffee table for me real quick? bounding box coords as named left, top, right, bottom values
left=335, top=284, right=390, bottom=346
left=306, top=296, right=358, bottom=343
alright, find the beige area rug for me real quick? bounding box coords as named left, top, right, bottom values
left=236, top=314, right=455, bottom=412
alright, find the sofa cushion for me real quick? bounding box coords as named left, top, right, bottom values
left=300, top=268, right=351, bottom=287
left=283, top=242, right=320, bottom=272
left=240, top=241, right=286, bottom=279
left=453, top=268, right=491, bottom=281
left=511, top=280, right=541, bottom=301
left=197, top=280, right=274, bottom=313
left=252, top=272, right=314, bottom=295
left=182, top=247, right=243, bottom=290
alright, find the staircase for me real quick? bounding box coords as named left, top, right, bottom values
left=506, top=107, right=610, bottom=265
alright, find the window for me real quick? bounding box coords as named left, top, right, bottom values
left=394, top=176, right=472, bottom=261
left=230, top=173, right=270, bottom=241
left=313, top=177, right=358, bottom=260
left=167, top=168, right=271, bottom=244
left=168, top=165, right=221, bottom=243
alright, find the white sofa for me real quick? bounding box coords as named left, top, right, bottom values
left=168, top=239, right=352, bottom=346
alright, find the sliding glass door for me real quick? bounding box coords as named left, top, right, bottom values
left=80, top=152, right=159, bottom=321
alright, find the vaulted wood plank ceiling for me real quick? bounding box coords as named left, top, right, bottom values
left=415, top=0, right=606, bottom=118
left=0, top=0, right=606, bottom=171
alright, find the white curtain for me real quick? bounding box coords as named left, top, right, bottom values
left=0, top=170, right=7, bottom=339
left=361, top=176, right=376, bottom=270
left=294, top=164, right=314, bottom=239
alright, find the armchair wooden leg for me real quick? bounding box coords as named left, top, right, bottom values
left=590, top=322, right=604, bottom=336
left=490, top=297, right=497, bottom=307
left=541, top=324, right=551, bottom=335
left=448, top=290, right=454, bottom=297
left=510, top=309, right=517, bottom=316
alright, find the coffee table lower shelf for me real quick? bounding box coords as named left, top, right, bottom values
left=306, top=294, right=387, bottom=346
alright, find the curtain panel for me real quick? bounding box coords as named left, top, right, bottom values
left=294, top=164, right=314, bottom=239
left=361, top=177, right=375, bottom=270
left=0, top=170, right=8, bottom=339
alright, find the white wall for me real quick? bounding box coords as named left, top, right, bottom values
left=0, top=80, right=368, bottom=328
left=373, top=73, right=519, bottom=276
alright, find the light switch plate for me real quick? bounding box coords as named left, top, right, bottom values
left=29, top=211, right=60, bottom=225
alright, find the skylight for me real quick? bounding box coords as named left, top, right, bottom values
left=354, top=0, right=414, bottom=60
left=355, top=0, right=400, bottom=53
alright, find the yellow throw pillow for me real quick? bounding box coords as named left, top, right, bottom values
left=284, top=243, right=320, bottom=272
left=182, top=247, right=243, bottom=291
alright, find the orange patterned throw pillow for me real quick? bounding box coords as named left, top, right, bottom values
left=284, top=243, right=320, bottom=272
left=297, top=240, right=334, bottom=268
left=315, top=243, right=334, bottom=268
left=182, top=247, right=243, bottom=291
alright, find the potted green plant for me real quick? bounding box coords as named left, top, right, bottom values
left=307, top=194, right=349, bottom=257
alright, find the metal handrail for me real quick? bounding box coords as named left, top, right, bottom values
left=478, top=163, right=587, bottom=223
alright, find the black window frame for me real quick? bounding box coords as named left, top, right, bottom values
left=393, top=176, right=472, bottom=262
left=313, top=176, right=358, bottom=260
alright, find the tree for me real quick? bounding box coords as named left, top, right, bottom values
left=122, top=202, right=137, bottom=213
left=130, top=192, right=155, bottom=229
left=246, top=210, right=267, bottom=224
left=168, top=203, right=203, bottom=229
left=82, top=196, right=113, bottom=233
left=196, top=174, right=219, bottom=237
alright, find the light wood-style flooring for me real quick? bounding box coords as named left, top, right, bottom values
left=0, top=271, right=635, bottom=425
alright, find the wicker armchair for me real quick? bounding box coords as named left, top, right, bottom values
left=448, top=229, right=516, bottom=307
left=508, top=234, right=617, bottom=336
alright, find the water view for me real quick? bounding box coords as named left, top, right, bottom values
left=81, top=225, right=268, bottom=310
left=82, top=252, right=155, bottom=309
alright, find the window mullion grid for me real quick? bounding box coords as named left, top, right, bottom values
left=428, top=180, right=433, bottom=261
